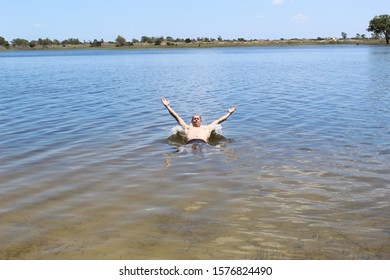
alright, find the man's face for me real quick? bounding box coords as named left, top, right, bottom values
left=191, top=115, right=202, bottom=127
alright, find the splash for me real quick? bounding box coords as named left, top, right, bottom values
left=167, top=126, right=186, bottom=145
left=208, top=125, right=228, bottom=146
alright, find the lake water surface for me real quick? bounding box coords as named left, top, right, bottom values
left=1, top=46, right=390, bottom=259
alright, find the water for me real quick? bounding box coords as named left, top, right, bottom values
left=1, top=46, right=389, bottom=259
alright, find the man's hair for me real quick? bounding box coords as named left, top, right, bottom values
left=191, top=115, right=202, bottom=120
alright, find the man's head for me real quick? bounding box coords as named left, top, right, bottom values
left=191, top=115, right=202, bottom=127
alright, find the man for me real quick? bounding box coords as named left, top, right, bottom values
left=161, top=97, right=237, bottom=145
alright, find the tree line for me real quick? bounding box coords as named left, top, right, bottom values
left=1, top=14, right=389, bottom=48
left=0, top=37, right=83, bottom=48
left=0, top=35, right=233, bottom=48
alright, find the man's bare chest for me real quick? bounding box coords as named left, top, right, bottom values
left=186, top=126, right=210, bottom=137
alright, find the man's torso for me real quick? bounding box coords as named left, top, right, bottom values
left=185, top=126, right=211, bottom=142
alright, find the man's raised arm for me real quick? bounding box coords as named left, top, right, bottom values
left=161, top=97, right=188, bottom=128
left=209, top=104, right=237, bottom=127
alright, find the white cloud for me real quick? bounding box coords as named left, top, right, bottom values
left=292, top=14, right=308, bottom=23
left=271, top=0, right=284, bottom=5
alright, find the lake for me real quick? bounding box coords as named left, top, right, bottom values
left=1, top=45, right=389, bottom=259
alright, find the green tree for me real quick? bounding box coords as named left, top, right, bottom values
left=142, top=36, right=155, bottom=43
left=11, top=38, right=29, bottom=47
left=0, top=36, right=8, bottom=46
left=38, top=38, right=52, bottom=47
left=141, top=36, right=148, bottom=43
left=341, top=32, right=347, bottom=39
left=367, top=14, right=390, bottom=44
left=61, top=38, right=81, bottom=45
left=154, top=37, right=162, bottom=45
left=116, top=35, right=126, bottom=46
left=90, top=39, right=102, bottom=47
left=29, top=40, right=37, bottom=48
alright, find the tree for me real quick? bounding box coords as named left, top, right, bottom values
left=141, top=36, right=148, bottom=43
left=61, top=38, right=81, bottom=45
left=29, top=40, right=37, bottom=48
left=90, top=39, right=102, bottom=47
left=38, top=38, right=52, bottom=47
left=141, top=36, right=154, bottom=43
left=0, top=36, right=9, bottom=46
left=341, top=32, right=347, bottom=39
left=367, top=14, right=390, bottom=44
left=115, top=35, right=126, bottom=46
left=11, top=38, right=29, bottom=47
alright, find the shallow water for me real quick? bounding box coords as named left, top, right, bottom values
left=1, top=46, right=390, bottom=259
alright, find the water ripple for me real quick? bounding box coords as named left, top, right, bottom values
left=1, top=46, right=390, bottom=259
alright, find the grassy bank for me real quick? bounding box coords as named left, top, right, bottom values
left=1, top=38, right=387, bottom=51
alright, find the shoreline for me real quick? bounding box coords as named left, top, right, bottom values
left=1, top=38, right=387, bottom=52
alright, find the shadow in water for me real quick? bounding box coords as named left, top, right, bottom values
left=164, top=128, right=237, bottom=167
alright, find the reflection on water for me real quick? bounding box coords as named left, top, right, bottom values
left=1, top=46, right=390, bottom=259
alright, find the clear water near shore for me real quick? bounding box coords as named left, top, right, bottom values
left=1, top=45, right=390, bottom=259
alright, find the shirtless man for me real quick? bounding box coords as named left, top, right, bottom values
left=161, top=97, right=237, bottom=144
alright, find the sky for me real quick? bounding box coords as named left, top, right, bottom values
left=1, top=0, right=389, bottom=42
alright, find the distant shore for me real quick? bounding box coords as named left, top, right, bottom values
left=1, top=38, right=387, bottom=51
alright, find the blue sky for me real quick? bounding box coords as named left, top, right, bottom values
left=1, top=0, right=389, bottom=41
